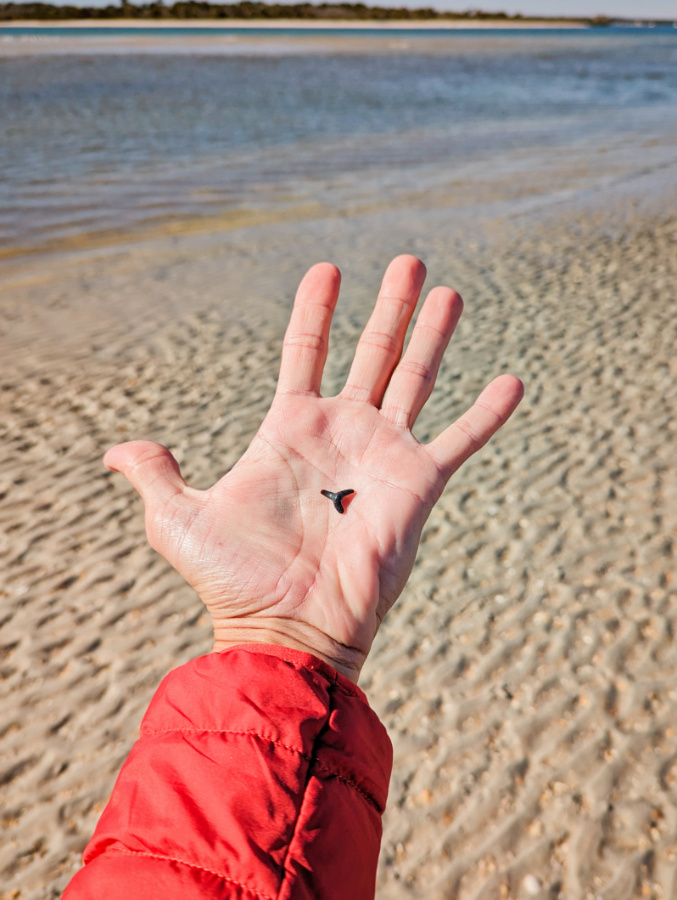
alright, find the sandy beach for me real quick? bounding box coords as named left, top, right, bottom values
left=2, top=30, right=677, bottom=899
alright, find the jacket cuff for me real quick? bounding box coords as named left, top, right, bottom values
left=141, top=643, right=393, bottom=813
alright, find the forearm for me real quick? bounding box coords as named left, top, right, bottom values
left=63, top=644, right=392, bottom=900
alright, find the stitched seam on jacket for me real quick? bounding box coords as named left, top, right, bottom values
left=141, top=727, right=309, bottom=759
left=107, top=847, right=275, bottom=900
left=311, top=759, right=383, bottom=813
left=143, top=729, right=381, bottom=811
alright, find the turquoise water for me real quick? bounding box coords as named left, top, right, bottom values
left=1, top=27, right=676, bottom=249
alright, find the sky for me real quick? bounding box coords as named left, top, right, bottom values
left=42, top=0, right=677, bottom=16
left=431, top=2, right=677, bottom=15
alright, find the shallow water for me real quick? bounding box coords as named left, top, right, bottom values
left=1, top=27, right=676, bottom=250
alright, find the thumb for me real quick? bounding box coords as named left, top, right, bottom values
left=104, top=441, right=188, bottom=509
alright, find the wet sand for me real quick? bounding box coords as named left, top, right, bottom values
left=1, top=142, right=677, bottom=898
left=0, top=21, right=590, bottom=59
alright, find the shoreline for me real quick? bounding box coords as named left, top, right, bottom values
left=0, top=18, right=591, bottom=30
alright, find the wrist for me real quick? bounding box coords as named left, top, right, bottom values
left=211, top=617, right=366, bottom=683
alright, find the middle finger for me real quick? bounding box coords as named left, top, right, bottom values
left=340, top=255, right=427, bottom=405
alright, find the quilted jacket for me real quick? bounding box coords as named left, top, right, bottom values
left=63, top=643, right=393, bottom=899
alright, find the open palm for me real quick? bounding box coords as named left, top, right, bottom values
left=105, top=257, right=523, bottom=680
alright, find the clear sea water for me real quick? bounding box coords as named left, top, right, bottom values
left=1, top=26, right=676, bottom=250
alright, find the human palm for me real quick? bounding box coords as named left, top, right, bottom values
left=105, top=256, right=523, bottom=680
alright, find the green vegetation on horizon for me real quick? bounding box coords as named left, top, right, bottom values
left=0, top=2, right=618, bottom=25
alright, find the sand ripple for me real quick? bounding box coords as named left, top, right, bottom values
left=1, top=199, right=677, bottom=898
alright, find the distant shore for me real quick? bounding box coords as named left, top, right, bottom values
left=2, top=0, right=673, bottom=28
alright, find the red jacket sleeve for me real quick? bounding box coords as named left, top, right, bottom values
left=63, top=644, right=392, bottom=900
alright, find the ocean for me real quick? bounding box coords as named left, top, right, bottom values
left=1, top=26, right=676, bottom=252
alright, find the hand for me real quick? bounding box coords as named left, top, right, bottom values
left=104, top=256, right=523, bottom=681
